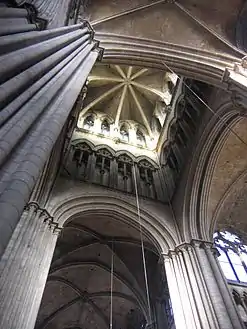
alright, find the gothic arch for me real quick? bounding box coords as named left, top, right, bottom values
left=184, top=100, right=244, bottom=241
left=100, top=114, right=114, bottom=124
left=136, top=156, right=158, bottom=169
left=48, top=191, right=178, bottom=253
left=119, top=120, right=132, bottom=130
left=94, top=144, right=115, bottom=156
left=98, top=33, right=240, bottom=88
left=115, top=150, right=136, bottom=162
left=72, top=139, right=95, bottom=151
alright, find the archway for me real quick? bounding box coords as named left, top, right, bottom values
left=34, top=189, right=177, bottom=329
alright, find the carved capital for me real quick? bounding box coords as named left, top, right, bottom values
left=25, top=202, right=60, bottom=231
left=175, top=242, right=192, bottom=253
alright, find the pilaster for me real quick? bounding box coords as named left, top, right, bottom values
left=0, top=202, right=61, bottom=329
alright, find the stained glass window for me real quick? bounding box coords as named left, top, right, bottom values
left=214, top=231, right=247, bottom=283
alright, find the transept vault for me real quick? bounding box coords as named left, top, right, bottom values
left=0, top=1, right=247, bottom=329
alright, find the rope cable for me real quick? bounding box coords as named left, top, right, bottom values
left=162, top=61, right=247, bottom=149
left=132, top=163, right=152, bottom=324
left=153, top=60, right=247, bottom=242
left=110, top=240, right=114, bottom=329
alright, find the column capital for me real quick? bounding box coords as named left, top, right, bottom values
left=25, top=202, right=62, bottom=234
left=161, top=239, right=215, bottom=260
left=47, top=221, right=62, bottom=235
left=191, top=239, right=213, bottom=249
left=25, top=201, right=51, bottom=220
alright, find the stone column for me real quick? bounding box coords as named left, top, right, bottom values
left=0, top=21, right=103, bottom=256
left=15, top=0, right=72, bottom=28
left=0, top=6, right=38, bottom=36
left=163, top=241, right=245, bottom=329
left=0, top=202, right=61, bottom=329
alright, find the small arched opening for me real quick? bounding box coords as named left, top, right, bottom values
left=120, top=124, right=129, bottom=142
left=83, top=114, right=95, bottom=130
left=101, top=119, right=110, bottom=136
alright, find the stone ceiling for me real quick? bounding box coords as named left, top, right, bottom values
left=209, top=118, right=247, bottom=241
left=78, top=64, right=175, bottom=140
left=80, top=0, right=244, bottom=56
left=35, top=214, right=163, bottom=329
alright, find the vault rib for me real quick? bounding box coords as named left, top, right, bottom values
left=91, top=0, right=168, bottom=27
left=114, top=65, right=127, bottom=79
left=127, top=66, right=133, bottom=79
left=48, top=276, right=145, bottom=315
left=50, top=261, right=148, bottom=314
left=115, top=85, right=127, bottom=126
left=130, top=68, right=148, bottom=80
left=88, top=76, right=124, bottom=84
left=80, top=83, right=124, bottom=116
left=131, top=81, right=165, bottom=100
left=38, top=277, right=109, bottom=329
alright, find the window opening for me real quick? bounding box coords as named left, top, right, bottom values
left=214, top=231, right=247, bottom=283
left=101, top=119, right=110, bottom=135
left=136, top=130, right=146, bottom=147
left=83, top=114, right=94, bottom=130
left=120, top=125, right=129, bottom=142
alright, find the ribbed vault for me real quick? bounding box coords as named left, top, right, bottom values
left=78, top=63, right=175, bottom=139
left=35, top=214, right=165, bottom=329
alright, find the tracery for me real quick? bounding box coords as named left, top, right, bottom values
left=214, top=231, right=247, bottom=283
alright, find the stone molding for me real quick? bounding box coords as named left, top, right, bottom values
left=183, top=100, right=241, bottom=241
left=161, top=239, right=219, bottom=259
left=97, top=32, right=240, bottom=87
left=25, top=202, right=62, bottom=234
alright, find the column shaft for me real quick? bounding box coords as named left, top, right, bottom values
left=0, top=21, right=103, bottom=256
left=163, top=255, right=187, bottom=328
left=0, top=203, right=60, bottom=329
left=163, top=241, right=245, bottom=329
left=16, top=0, right=72, bottom=28
left=205, top=245, right=243, bottom=328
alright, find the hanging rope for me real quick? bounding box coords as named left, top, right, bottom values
left=132, top=163, right=152, bottom=324
left=153, top=60, right=247, bottom=241
left=162, top=61, right=247, bottom=149
left=110, top=240, right=114, bottom=329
